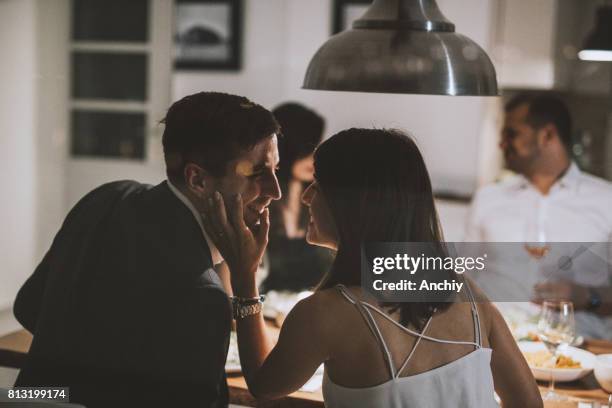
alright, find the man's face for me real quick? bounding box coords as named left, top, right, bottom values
left=500, top=103, right=542, bottom=174
left=214, top=135, right=281, bottom=229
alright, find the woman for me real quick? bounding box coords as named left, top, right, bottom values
left=202, top=128, right=542, bottom=407
left=262, top=102, right=333, bottom=292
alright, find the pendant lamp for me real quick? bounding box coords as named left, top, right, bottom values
left=578, top=4, right=612, bottom=62
left=303, top=0, right=499, bottom=96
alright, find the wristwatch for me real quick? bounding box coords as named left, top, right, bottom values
left=230, top=295, right=266, bottom=319
left=587, top=288, right=602, bottom=311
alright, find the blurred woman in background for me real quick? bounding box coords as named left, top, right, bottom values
left=261, top=102, right=333, bottom=293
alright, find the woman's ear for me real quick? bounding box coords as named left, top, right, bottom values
left=184, top=163, right=211, bottom=198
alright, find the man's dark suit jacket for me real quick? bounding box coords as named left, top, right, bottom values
left=13, top=181, right=232, bottom=407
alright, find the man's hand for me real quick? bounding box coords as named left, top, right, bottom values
left=532, top=281, right=590, bottom=310
left=201, top=191, right=269, bottom=296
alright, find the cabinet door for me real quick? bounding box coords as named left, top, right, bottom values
left=67, top=0, right=171, bottom=206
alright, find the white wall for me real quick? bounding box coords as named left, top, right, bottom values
left=0, top=0, right=38, bottom=335
left=174, top=0, right=500, bottom=195
left=436, top=200, right=470, bottom=242
left=35, top=0, right=70, bottom=260
left=494, top=0, right=557, bottom=89
left=173, top=0, right=286, bottom=106
left=0, top=0, right=69, bottom=336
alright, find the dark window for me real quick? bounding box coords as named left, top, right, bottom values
left=72, top=0, right=149, bottom=42
left=71, top=110, right=146, bottom=159
left=72, top=52, right=148, bottom=101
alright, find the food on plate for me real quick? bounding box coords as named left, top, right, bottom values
left=524, top=350, right=554, bottom=368
left=556, top=354, right=582, bottom=369
left=518, top=331, right=540, bottom=342
left=523, top=350, right=582, bottom=369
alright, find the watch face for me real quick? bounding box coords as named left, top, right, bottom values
left=588, top=289, right=602, bottom=310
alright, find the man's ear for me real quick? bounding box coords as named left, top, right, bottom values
left=184, top=163, right=212, bottom=198
left=538, top=124, right=557, bottom=148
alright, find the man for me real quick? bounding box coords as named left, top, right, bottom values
left=13, top=92, right=282, bottom=407
left=465, top=93, right=612, bottom=339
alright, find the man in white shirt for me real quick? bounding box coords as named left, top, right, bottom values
left=465, top=93, right=612, bottom=339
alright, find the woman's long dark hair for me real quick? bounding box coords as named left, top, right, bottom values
left=314, top=128, right=452, bottom=329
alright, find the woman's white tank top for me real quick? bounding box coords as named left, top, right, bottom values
left=322, top=284, right=497, bottom=408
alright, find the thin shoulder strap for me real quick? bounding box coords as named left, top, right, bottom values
left=463, top=278, right=482, bottom=348
left=335, top=285, right=377, bottom=338
left=395, top=314, right=434, bottom=378
left=335, top=285, right=396, bottom=378
left=362, top=304, right=481, bottom=348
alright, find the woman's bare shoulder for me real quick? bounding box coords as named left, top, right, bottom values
left=286, top=287, right=353, bottom=336
left=462, top=278, right=500, bottom=331
left=293, top=287, right=347, bottom=317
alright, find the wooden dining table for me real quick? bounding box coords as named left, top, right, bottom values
left=1, top=329, right=611, bottom=407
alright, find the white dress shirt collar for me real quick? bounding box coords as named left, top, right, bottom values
left=511, top=162, right=581, bottom=193
left=166, top=180, right=224, bottom=266
left=557, top=162, right=581, bottom=191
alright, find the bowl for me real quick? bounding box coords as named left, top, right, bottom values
left=518, top=341, right=595, bottom=382
left=594, top=354, right=612, bottom=392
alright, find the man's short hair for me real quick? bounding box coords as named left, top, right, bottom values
left=162, top=92, right=280, bottom=184
left=505, top=92, right=573, bottom=154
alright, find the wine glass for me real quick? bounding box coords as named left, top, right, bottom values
left=524, top=217, right=549, bottom=260
left=525, top=217, right=551, bottom=299
left=537, top=300, right=575, bottom=401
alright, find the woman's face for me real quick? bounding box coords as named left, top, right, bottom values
left=301, top=181, right=338, bottom=250
left=291, top=154, right=315, bottom=182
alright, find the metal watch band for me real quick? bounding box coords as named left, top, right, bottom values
left=231, top=295, right=265, bottom=319
left=233, top=302, right=263, bottom=319
left=230, top=295, right=266, bottom=305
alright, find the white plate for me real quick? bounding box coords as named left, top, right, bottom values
left=512, top=323, right=583, bottom=346
left=225, top=331, right=241, bottom=374
left=518, top=341, right=595, bottom=382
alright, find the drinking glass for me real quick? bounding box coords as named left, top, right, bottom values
left=524, top=218, right=549, bottom=260
left=537, top=300, right=575, bottom=401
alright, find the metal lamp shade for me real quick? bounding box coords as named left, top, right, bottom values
left=303, top=0, right=499, bottom=96
left=578, top=6, right=612, bottom=62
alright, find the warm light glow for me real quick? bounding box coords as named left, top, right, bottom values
left=578, top=49, right=612, bottom=61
